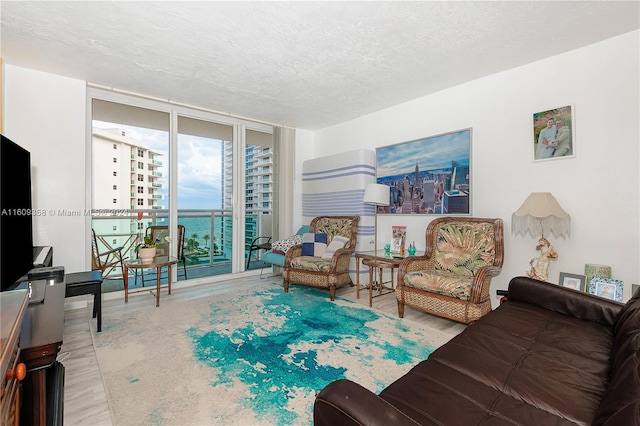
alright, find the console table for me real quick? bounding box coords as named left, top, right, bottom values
left=0, top=289, right=29, bottom=426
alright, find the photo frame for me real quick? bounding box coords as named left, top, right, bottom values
left=390, top=225, right=407, bottom=253
left=558, top=272, right=586, bottom=292
left=375, top=128, right=471, bottom=215
left=589, top=277, right=623, bottom=302
left=533, top=104, right=575, bottom=162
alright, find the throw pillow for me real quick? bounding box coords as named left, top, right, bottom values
left=301, top=233, right=328, bottom=257
left=271, top=234, right=303, bottom=255
left=322, top=236, right=349, bottom=259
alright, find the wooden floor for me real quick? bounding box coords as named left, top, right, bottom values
left=61, top=273, right=467, bottom=425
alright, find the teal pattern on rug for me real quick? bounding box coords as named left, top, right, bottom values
left=187, top=286, right=436, bottom=425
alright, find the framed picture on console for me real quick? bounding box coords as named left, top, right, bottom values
left=558, top=272, right=586, bottom=292
left=588, top=277, right=623, bottom=302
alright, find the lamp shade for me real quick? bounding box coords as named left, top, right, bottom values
left=512, top=192, right=570, bottom=238
left=363, top=183, right=390, bottom=206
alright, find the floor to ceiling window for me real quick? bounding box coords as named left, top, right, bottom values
left=244, top=129, right=274, bottom=270
left=89, top=90, right=276, bottom=291
left=177, top=116, right=234, bottom=278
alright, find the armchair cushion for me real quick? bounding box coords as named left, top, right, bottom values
left=313, top=217, right=356, bottom=249
left=272, top=234, right=303, bottom=255
left=302, top=233, right=328, bottom=257
left=290, top=256, right=332, bottom=272
left=404, top=271, right=472, bottom=300
left=433, top=222, right=496, bottom=275
left=321, top=235, right=349, bottom=259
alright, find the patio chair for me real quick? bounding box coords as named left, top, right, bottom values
left=91, top=228, right=124, bottom=279
left=138, top=225, right=187, bottom=285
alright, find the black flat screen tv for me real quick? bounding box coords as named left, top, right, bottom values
left=1, top=134, right=34, bottom=291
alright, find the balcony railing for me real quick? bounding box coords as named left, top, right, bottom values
left=92, top=209, right=231, bottom=277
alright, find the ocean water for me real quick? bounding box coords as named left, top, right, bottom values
left=154, top=216, right=222, bottom=246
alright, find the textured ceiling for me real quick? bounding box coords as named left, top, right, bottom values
left=1, top=1, right=639, bottom=130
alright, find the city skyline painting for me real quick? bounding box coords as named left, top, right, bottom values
left=376, top=128, right=472, bottom=215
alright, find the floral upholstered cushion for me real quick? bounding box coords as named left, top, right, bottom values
left=404, top=271, right=473, bottom=300
left=290, top=256, right=332, bottom=272
left=403, top=222, right=497, bottom=301
left=433, top=222, right=495, bottom=276
left=313, top=217, right=354, bottom=249
left=271, top=234, right=303, bottom=255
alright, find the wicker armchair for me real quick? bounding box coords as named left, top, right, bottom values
left=396, top=217, right=504, bottom=324
left=283, top=216, right=359, bottom=301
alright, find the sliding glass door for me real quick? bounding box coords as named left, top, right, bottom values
left=177, top=116, right=233, bottom=278
left=90, top=90, right=276, bottom=291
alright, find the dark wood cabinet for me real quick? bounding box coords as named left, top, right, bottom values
left=1, top=289, right=29, bottom=426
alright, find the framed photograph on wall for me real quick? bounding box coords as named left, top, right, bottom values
left=533, top=104, right=575, bottom=162
left=375, top=128, right=471, bottom=215
left=558, top=272, right=586, bottom=292
left=589, top=277, right=623, bottom=302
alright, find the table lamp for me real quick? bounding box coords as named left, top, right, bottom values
left=512, top=192, right=570, bottom=281
left=363, top=183, right=390, bottom=251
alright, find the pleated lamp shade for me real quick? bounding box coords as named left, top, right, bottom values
left=512, top=192, right=570, bottom=238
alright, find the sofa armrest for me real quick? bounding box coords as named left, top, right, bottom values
left=507, top=276, right=623, bottom=327
left=314, top=379, right=419, bottom=426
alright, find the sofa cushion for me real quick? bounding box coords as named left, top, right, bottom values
left=403, top=271, right=472, bottom=300
left=271, top=234, right=303, bottom=255
left=433, top=222, right=495, bottom=276
left=302, top=233, right=328, bottom=257
left=290, top=256, right=332, bottom=272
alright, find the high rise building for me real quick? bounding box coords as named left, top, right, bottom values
left=92, top=128, right=164, bottom=247
left=221, top=139, right=274, bottom=262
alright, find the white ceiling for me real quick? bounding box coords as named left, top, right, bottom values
left=2, top=1, right=639, bottom=130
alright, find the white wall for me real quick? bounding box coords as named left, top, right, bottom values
left=4, top=65, right=88, bottom=273
left=305, top=31, right=640, bottom=305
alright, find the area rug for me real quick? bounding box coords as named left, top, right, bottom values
left=92, top=283, right=454, bottom=425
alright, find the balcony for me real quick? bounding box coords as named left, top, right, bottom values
left=92, top=209, right=272, bottom=292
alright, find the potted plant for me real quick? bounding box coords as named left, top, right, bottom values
left=137, top=235, right=158, bottom=262
left=136, top=234, right=172, bottom=262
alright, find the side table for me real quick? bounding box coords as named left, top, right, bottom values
left=65, top=270, right=103, bottom=332
left=362, top=258, right=398, bottom=307
left=355, top=250, right=418, bottom=307
left=123, top=256, right=178, bottom=307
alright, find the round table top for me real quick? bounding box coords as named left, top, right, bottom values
left=124, top=256, right=178, bottom=268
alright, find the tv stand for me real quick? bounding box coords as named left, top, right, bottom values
left=16, top=266, right=65, bottom=426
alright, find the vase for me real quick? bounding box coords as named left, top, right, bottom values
left=139, top=247, right=156, bottom=262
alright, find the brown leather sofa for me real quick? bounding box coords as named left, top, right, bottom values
left=314, top=276, right=640, bottom=425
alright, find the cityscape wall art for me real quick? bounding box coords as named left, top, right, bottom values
left=375, top=128, right=471, bottom=215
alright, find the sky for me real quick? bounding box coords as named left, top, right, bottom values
left=93, top=121, right=224, bottom=209
left=376, top=129, right=471, bottom=178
